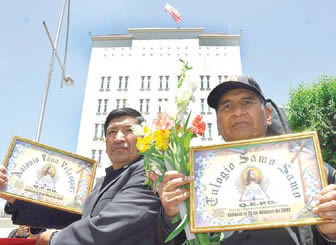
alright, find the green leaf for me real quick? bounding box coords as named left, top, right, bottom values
left=196, top=233, right=211, bottom=245
left=184, top=130, right=194, bottom=152
left=171, top=214, right=182, bottom=224
left=165, top=212, right=189, bottom=242
left=149, top=154, right=164, bottom=166
left=143, top=176, right=152, bottom=187
left=183, top=112, right=192, bottom=133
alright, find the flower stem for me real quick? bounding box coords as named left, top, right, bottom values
left=196, top=233, right=211, bottom=245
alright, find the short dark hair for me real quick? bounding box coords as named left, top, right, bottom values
left=104, top=107, right=145, bottom=136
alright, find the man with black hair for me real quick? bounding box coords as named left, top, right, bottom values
left=0, top=107, right=161, bottom=245
left=158, top=75, right=336, bottom=244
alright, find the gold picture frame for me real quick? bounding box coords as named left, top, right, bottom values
left=190, top=131, right=329, bottom=233
left=0, top=136, right=97, bottom=214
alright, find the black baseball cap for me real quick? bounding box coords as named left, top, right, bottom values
left=207, top=75, right=266, bottom=109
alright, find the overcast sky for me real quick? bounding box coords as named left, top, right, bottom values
left=0, top=0, right=335, bottom=162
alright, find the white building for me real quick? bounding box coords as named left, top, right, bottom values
left=77, top=27, right=242, bottom=178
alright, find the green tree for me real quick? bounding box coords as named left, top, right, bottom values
left=287, top=75, right=336, bottom=167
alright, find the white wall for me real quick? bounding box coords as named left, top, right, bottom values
left=77, top=28, right=242, bottom=179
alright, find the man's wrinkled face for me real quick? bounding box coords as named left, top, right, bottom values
left=216, top=88, right=272, bottom=142
left=105, top=116, right=139, bottom=170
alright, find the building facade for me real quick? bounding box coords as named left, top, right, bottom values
left=77, top=27, right=242, bottom=178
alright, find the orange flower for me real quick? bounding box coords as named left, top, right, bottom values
left=191, top=115, right=206, bottom=136
left=153, top=113, right=174, bottom=131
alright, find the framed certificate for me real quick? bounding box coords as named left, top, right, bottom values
left=0, top=136, right=97, bottom=214
left=190, top=131, right=329, bottom=233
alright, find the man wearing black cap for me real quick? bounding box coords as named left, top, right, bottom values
left=158, top=75, right=336, bottom=244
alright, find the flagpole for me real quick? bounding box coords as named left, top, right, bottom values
left=36, top=0, right=68, bottom=142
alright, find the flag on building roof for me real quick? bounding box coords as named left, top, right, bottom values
left=164, top=3, right=181, bottom=23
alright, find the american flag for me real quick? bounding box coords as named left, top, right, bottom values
left=164, top=3, right=181, bottom=23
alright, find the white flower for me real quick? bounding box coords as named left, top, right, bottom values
left=160, top=100, right=178, bottom=120
left=131, top=124, right=146, bottom=136
left=176, top=87, right=193, bottom=105
left=184, top=72, right=197, bottom=92
left=175, top=71, right=198, bottom=118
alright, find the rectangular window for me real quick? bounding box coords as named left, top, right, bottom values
left=123, top=99, right=127, bottom=108
left=158, top=99, right=162, bottom=113
left=207, top=104, right=212, bottom=114
left=97, top=99, right=102, bottom=113
left=91, top=150, right=96, bottom=160
left=218, top=75, right=222, bottom=84
left=118, top=76, right=122, bottom=89
left=139, top=99, right=144, bottom=112
left=177, top=75, right=181, bottom=84
left=146, top=99, right=150, bottom=113
left=147, top=76, right=151, bottom=90
left=141, top=76, right=145, bottom=90
left=165, top=76, right=169, bottom=89
left=98, top=150, right=103, bottom=167
left=106, top=76, right=111, bottom=89
left=104, top=99, right=108, bottom=113
left=101, top=123, right=104, bottom=138
left=159, top=76, right=163, bottom=90
left=116, top=99, right=120, bottom=109
left=100, top=77, right=105, bottom=89
left=201, top=99, right=205, bottom=113
left=206, top=75, right=210, bottom=90
left=200, top=76, right=204, bottom=90
left=125, top=76, right=128, bottom=89
left=208, top=123, right=212, bottom=138
left=94, top=123, right=99, bottom=138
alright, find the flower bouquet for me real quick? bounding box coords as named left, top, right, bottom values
left=133, top=60, right=222, bottom=244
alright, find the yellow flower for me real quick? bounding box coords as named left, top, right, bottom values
left=154, top=129, right=171, bottom=151
left=143, top=126, right=149, bottom=134
left=136, top=128, right=154, bottom=153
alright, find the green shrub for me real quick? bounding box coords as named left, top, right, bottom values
left=287, top=75, right=336, bottom=167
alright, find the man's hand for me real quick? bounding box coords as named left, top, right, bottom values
left=17, top=225, right=29, bottom=238
left=36, top=230, right=56, bottom=245
left=0, top=165, right=8, bottom=189
left=0, top=165, right=15, bottom=203
left=158, top=171, right=193, bottom=219
left=313, top=184, right=336, bottom=240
